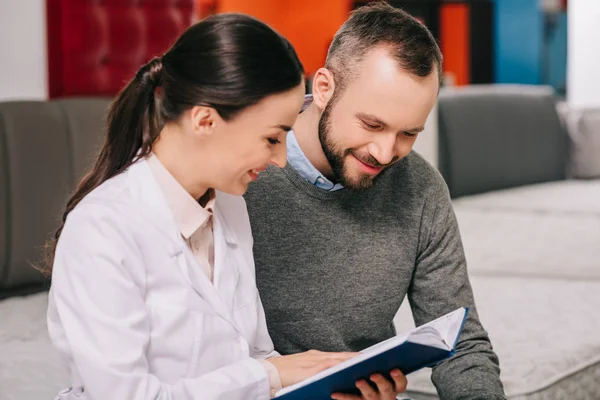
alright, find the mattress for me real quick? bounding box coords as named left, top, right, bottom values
left=395, top=276, right=600, bottom=399
left=0, top=292, right=68, bottom=400
left=452, top=180, right=600, bottom=215
left=453, top=180, right=600, bottom=280
left=394, top=180, right=600, bottom=399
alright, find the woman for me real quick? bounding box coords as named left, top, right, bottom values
left=45, top=13, right=355, bottom=400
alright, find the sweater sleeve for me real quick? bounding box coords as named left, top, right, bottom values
left=408, top=177, right=506, bottom=400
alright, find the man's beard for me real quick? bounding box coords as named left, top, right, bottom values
left=317, top=99, right=389, bottom=191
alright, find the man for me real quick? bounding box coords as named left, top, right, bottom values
left=245, top=2, right=505, bottom=399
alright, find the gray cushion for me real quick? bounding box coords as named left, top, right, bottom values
left=437, top=85, right=568, bottom=198
left=0, top=98, right=111, bottom=295
left=0, top=110, right=8, bottom=290
left=55, top=98, right=109, bottom=182
left=563, top=108, right=600, bottom=179
left=0, top=102, right=72, bottom=292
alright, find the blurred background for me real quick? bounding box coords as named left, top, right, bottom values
left=1, top=1, right=600, bottom=400
left=0, top=0, right=576, bottom=101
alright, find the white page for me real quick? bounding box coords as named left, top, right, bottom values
left=407, top=308, right=466, bottom=350
left=275, top=307, right=466, bottom=397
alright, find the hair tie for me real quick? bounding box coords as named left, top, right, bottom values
left=136, top=56, right=163, bottom=87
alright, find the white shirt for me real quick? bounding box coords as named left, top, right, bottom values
left=47, top=158, right=278, bottom=400
left=286, top=95, right=344, bottom=191
left=147, top=153, right=217, bottom=280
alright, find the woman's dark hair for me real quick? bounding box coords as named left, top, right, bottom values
left=41, top=13, right=304, bottom=275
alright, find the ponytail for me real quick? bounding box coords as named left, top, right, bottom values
left=40, top=57, right=163, bottom=276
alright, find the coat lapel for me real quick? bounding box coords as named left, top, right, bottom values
left=212, top=203, right=241, bottom=314
left=124, top=159, right=239, bottom=328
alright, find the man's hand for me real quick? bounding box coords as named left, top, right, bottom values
left=330, top=369, right=407, bottom=400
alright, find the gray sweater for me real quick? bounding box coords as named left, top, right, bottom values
left=244, top=152, right=505, bottom=399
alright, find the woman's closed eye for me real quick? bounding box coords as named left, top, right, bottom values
left=267, top=137, right=281, bottom=145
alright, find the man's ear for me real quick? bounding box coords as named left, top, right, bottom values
left=190, top=105, right=218, bottom=138
left=312, top=67, right=336, bottom=111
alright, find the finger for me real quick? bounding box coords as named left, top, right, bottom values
left=356, top=379, right=379, bottom=400
left=390, top=369, right=407, bottom=393
left=331, top=393, right=361, bottom=400
left=303, top=349, right=322, bottom=359
left=310, top=352, right=357, bottom=366
left=317, top=351, right=358, bottom=357
left=326, top=352, right=359, bottom=361
left=304, top=350, right=351, bottom=362
left=370, top=374, right=395, bottom=399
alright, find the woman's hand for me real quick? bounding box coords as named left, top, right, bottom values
left=266, top=349, right=357, bottom=387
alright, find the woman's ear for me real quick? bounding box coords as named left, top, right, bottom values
left=312, top=67, right=336, bottom=111
left=190, top=105, right=218, bottom=138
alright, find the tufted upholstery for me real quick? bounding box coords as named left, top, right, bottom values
left=47, top=0, right=194, bottom=98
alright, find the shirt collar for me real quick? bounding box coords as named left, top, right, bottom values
left=146, top=153, right=215, bottom=239
left=286, top=95, right=344, bottom=192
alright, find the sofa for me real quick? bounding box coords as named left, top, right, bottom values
left=1, top=85, right=599, bottom=399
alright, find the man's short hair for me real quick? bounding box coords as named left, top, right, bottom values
left=325, top=1, right=443, bottom=96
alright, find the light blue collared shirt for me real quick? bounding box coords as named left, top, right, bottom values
left=285, top=95, right=344, bottom=192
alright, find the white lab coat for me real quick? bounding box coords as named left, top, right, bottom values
left=47, top=158, right=278, bottom=400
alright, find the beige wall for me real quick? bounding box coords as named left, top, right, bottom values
left=567, top=0, right=600, bottom=109
left=0, top=0, right=47, bottom=101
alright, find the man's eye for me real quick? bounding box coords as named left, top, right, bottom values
left=403, top=131, right=417, bottom=138
left=362, top=121, right=381, bottom=130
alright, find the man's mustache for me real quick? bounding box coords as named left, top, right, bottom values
left=346, top=149, right=398, bottom=169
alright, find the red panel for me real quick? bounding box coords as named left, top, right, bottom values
left=47, top=0, right=194, bottom=98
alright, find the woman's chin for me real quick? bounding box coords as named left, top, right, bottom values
left=218, top=181, right=249, bottom=197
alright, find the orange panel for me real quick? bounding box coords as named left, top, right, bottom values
left=440, top=4, right=470, bottom=86
left=213, top=0, right=350, bottom=75
left=197, top=0, right=217, bottom=18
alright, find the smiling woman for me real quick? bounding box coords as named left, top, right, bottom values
left=40, top=12, right=359, bottom=400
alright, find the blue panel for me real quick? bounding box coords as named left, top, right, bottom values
left=494, top=0, right=543, bottom=84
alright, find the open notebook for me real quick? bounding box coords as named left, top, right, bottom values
left=275, top=307, right=469, bottom=400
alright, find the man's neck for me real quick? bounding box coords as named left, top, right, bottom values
left=293, top=103, right=335, bottom=181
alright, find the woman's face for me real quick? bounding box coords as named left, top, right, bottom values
left=199, top=83, right=306, bottom=195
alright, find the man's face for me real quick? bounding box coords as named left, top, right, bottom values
left=318, top=47, right=439, bottom=190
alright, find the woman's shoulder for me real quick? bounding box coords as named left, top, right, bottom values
left=67, top=173, right=140, bottom=231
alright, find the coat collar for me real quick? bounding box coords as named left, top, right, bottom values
left=123, top=158, right=242, bottom=328
left=124, top=158, right=239, bottom=247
